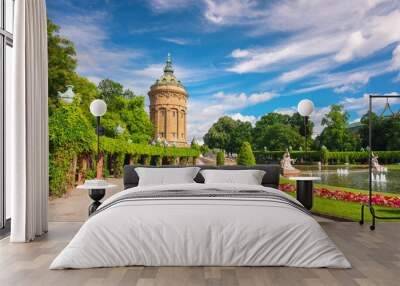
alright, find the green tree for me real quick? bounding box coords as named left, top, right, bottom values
left=255, top=124, right=303, bottom=151
left=237, top=141, right=256, bottom=166
left=317, top=104, right=359, bottom=151
left=97, top=79, right=153, bottom=143
left=47, top=19, right=77, bottom=103
left=204, top=116, right=252, bottom=154
left=98, top=79, right=125, bottom=105
left=359, top=112, right=400, bottom=150
left=253, top=113, right=304, bottom=150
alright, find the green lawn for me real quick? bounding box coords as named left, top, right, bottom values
left=280, top=177, right=400, bottom=222
left=386, top=164, right=400, bottom=170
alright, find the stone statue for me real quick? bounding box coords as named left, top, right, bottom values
left=371, top=152, right=385, bottom=172
left=280, top=149, right=301, bottom=176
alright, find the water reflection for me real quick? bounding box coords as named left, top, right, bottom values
left=296, top=165, right=400, bottom=194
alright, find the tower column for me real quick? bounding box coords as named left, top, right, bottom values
left=147, top=54, right=189, bottom=147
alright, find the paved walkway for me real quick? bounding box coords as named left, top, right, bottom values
left=48, top=178, right=123, bottom=222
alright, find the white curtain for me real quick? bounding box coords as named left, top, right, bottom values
left=8, top=0, right=48, bottom=242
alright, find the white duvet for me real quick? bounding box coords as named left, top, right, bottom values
left=50, top=183, right=351, bottom=269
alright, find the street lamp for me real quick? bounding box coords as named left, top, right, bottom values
left=297, top=99, right=314, bottom=161
left=90, top=99, right=107, bottom=163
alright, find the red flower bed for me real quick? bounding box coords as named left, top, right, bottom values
left=279, top=184, right=400, bottom=208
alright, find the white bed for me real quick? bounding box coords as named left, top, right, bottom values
left=50, top=183, right=351, bottom=269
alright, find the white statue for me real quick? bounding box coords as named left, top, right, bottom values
left=280, top=150, right=301, bottom=176
left=371, top=152, right=385, bottom=173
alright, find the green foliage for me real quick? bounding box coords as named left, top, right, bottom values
left=98, top=79, right=153, bottom=143
left=216, top=151, right=225, bottom=166
left=253, top=123, right=303, bottom=151
left=316, top=104, right=360, bottom=151
left=204, top=116, right=252, bottom=154
left=200, top=144, right=209, bottom=156
left=237, top=141, right=256, bottom=166
left=359, top=112, right=400, bottom=150
left=49, top=102, right=96, bottom=153
left=47, top=19, right=77, bottom=102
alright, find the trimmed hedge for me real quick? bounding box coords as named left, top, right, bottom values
left=50, top=137, right=201, bottom=196
left=254, top=150, right=321, bottom=164
left=255, top=150, right=400, bottom=165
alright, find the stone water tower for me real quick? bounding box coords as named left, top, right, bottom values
left=148, top=54, right=188, bottom=147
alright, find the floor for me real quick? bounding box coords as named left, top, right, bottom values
left=1, top=179, right=399, bottom=286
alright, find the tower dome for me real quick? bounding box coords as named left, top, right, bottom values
left=148, top=54, right=188, bottom=147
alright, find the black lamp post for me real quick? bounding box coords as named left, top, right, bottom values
left=297, top=99, right=314, bottom=163
left=87, top=99, right=107, bottom=215
left=90, top=99, right=107, bottom=162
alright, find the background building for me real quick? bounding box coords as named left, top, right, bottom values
left=148, top=54, right=188, bottom=147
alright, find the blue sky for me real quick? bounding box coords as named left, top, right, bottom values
left=47, top=0, right=400, bottom=141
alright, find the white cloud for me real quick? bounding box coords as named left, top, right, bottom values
left=391, top=45, right=400, bottom=70
left=229, top=113, right=257, bottom=126
left=226, top=0, right=400, bottom=89
left=278, top=59, right=334, bottom=83
left=203, top=0, right=264, bottom=24
left=227, top=35, right=345, bottom=73
left=231, top=49, right=250, bottom=58
left=274, top=107, right=296, bottom=116
left=294, top=61, right=390, bottom=95
left=187, top=90, right=277, bottom=141
left=160, top=37, right=191, bottom=45
left=341, top=93, right=400, bottom=115
left=58, top=12, right=141, bottom=76
left=148, top=0, right=194, bottom=12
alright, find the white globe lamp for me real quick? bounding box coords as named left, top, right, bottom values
left=297, top=99, right=314, bottom=117
left=90, top=99, right=107, bottom=117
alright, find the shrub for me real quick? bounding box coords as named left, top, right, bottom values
left=237, top=141, right=256, bottom=166
left=216, top=151, right=225, bottom=166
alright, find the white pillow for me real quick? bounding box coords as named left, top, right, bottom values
left=200, top=169, right=265, bottom=185
left=135, top=167, right=200, bottom=186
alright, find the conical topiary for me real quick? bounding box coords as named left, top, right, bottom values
left=237, top=141, right=256, bottom=166
left=216, top=151, right=225, bottom=166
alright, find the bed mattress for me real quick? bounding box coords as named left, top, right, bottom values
left=50, top=183, right=351, bottom=269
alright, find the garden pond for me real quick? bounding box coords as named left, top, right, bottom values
left=296, top=165, right=400, bottom=194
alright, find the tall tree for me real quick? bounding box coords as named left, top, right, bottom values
left=97, top=79, right=153, bottom=143
left=252, top=113, right=303, bottom=150
left=47, top=19, right=77, bottom=101
left=98, top=79, right=125, bottom=105
left=203, top=116, right=252, bottom=154
left=253, top=123, right=303, bottom=151
left=317, top=104, right=359, bottom=151
left=359, top=112, right=400, bottom=150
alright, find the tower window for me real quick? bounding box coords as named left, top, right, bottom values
left=181, top=133, right=184, bottom=138
left=172, top=111, right=176, bottom=117
left=160, top=132, right=164, bottom=137
left=172, top=132, right=176, bottom=138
